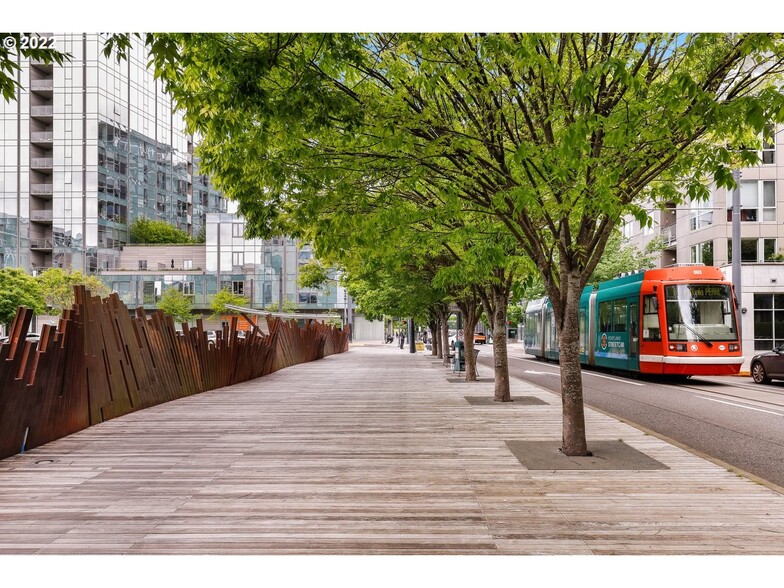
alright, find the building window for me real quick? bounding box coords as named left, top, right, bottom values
left=728, top=238, right=777, bottom=263
left=183, top=259, right=193, bottom=270
left=232, top=252, right=244, bottom=267
left=764, top=239, right=778, bottom=262
left=761, top=123, right=776, bottom=165
left=179, top=281, right=195, bottom=296
left=753, top=294, right=784, bottom=351
left=727, top=180, right=776, bottom=222
left=232, top=223, right=244, bottom=237
left=232, top=281, right=244, bottom=296
left=622, top=220, right=634, bottom=240
left=142, top=281, right=156, bottom=304
left=138, top=260, right=147, bottom=270
left=690, top=192, right=714, bottom=230
left=299, top=292, right=318, bottom=304
left=690, top=241, right=713, bottom=265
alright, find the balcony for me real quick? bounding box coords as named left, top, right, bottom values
left=30, top=183, right=53, bottom=196
left=660, top=225, right=677, bottom=248
left=30, top=59, right=54, bottom=73
left=30, top=238, right=54, bottom=251
left=30, top=79, right=54, bottom=95
left=30, top=210, right=53, bottom=223
left=30, top=131, right=54, bottom=145
left=30, top=105, right=53, bottom=120
left=30, top=157, right=53, bottom=170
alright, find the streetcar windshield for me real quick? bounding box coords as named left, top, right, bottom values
left=664, top=284, right=738, bottom=342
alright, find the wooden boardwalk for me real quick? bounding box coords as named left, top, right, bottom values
left=1, top=344, right=784, bottom=554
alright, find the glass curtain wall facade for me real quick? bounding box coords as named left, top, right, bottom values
left=205, top=213, right=337, bottom=311
left=0, top=33, right=223, bottom=274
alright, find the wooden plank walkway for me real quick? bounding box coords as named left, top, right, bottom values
left=1, top=344, right=784, bottom=554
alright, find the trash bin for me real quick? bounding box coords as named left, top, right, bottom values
left=452, top=342, right=480, bottom=372
left=453, top=341, right=464, bottom=372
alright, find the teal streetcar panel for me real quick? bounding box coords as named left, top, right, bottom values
left=592, top=273, right=644, bottom=371
left=578, top=286, right=593, bottom=365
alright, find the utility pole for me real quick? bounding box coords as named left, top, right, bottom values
left=732, top=169, right=742, bottom=340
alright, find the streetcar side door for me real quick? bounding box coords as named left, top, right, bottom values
left=628, top=300, right=640, bottom=372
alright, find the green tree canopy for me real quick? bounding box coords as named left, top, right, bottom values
left=0, top=268, right=45, bottom=328
left=157, top=288, right=194, bottom=324
left=134, top=32, right=784, bottom=455
left=130, top=218, right=195, bottom=244
left=37, top=268, right=111, bottom=312
left=209, top=289, right=249, bottom=318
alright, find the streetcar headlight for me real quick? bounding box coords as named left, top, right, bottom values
left=668, top=343, right=687, bottom=352
left=728, top=344, right=739, bottom=352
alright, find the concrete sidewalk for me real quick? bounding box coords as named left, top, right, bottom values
left=1, top=343, right=783, bottom=554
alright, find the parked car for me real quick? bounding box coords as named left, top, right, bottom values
left=474, top=332, right=486, bottom=344
left=0, top=332, right=41, bottom=345
left=750, top=345, right=784, bottom=384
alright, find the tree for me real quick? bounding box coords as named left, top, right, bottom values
left=157, top=288, right=194, bottom=324
left=588, top=233, right=664, bottom=287
left=209, top=289, right=249, bottom=318
left=36, top=268, right=111, bottom=313
left=0, top=268, right=45, bottom=329
left=130, top=218, right=195, bottom=244
left=139, top=33, right=784, bottom=455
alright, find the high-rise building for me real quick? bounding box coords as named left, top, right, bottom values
left=0, top=33, right=224, bottom=275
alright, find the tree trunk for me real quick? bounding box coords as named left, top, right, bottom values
left=490, top=288, right=511, bottom=402
left=456, top=295, right=482, bottom=382
left=435, top=307, right=450, bottom=366
left=551, top=270, right=589, bottom=456
left=429, top=320, right=439, bottom=357
left=462, top=310, right=479, bottom=381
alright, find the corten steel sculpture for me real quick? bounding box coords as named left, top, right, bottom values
left=0, top=286, right=350, bottom=461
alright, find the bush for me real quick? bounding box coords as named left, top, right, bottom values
left=130, top=218, right=195, bottom=244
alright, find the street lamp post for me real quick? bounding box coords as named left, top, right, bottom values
left=731, top=169, right=742, bottom=340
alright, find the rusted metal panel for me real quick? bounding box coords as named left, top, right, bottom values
left=0, top=287, right=350, bottom=461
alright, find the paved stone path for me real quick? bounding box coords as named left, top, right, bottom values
left=1, top=344, right=783, bottom=554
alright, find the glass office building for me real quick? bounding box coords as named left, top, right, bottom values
left=0, top=33, right=224, bottom=274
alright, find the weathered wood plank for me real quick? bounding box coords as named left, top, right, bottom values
left=0, top=346, right=783, bottom=554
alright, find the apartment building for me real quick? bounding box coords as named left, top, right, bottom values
left=0, top=33, right=224, bottom=275
left=623, top=124, right=784, bottom=366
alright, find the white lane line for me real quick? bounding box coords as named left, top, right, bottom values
left=695, top=395, right=784, bottom=417
left=584, top=371, right=646, bottom=387
left=509, top=356, right=645, bottom=386
left=524, top=369, right=560, bottom=376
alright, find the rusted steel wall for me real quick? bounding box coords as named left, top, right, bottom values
left=0, top=287, right=350, bottom=460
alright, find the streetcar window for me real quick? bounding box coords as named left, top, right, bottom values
left=664, top=284, right=738, bottom=341
left=599, top=301, right=612, bottom=332
left=613, top=300, right=627, bottom=332
left=643, top=295, right=661, bottom=341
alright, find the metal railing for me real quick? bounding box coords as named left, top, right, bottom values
left=30, top=105, right=53, bottom=117
left=30, top=80, right=54, bottom=91
left=30, top=131, right=54, bottom=143
left=30, top=210, right=53, bottom=221
left=660, top=224, right=677, bottom=246
left=30, top=183, right=53, bottom=195
left=30, top=157, right=53, bottom=169
left=29, top=238, right=54, bottom=250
